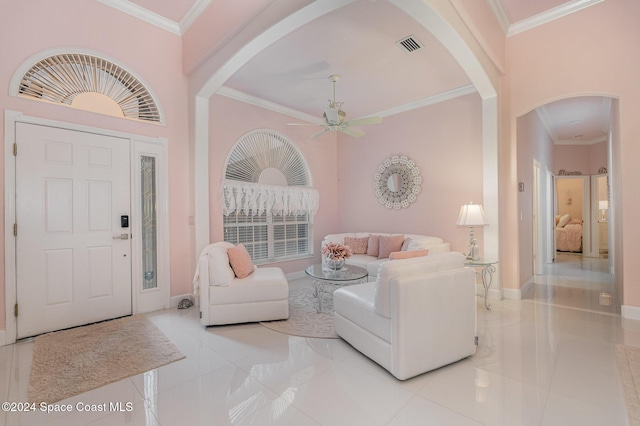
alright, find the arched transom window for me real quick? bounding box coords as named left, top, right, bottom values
left=18, top=53, right=162, bottom=123
left=221, top=130, right=319, bottom=263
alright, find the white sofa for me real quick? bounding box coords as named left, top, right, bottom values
left=333, top=252, right=477, bottom=380
left=193, top=242, right=289, bottom=326
left=322, top=232, right=450, bottom=279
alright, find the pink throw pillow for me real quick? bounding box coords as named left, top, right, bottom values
left=345, top=236, right=368, bottom=255
left=227, top=244, right=254, bottom=278
left=367, top=235, right=380, bottom=257
left=389, top=249, right=429, bottom=260
left=378, top=235, right=405, bottom=259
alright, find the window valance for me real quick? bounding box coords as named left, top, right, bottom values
left=221, top=180, right=319, bottom=217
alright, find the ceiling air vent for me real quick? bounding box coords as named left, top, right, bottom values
left=396, top=35, right=423, bottom=53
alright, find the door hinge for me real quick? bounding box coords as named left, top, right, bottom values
left=13, top=223, right=17, bottom=236
left=14, top=303, right=18, bottom=317
left=13, top=143, right=17, bottom=156
left=475, top=336, right=479, bottom=346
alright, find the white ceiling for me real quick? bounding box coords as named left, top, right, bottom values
left=101, top=0, right=610, bottom=142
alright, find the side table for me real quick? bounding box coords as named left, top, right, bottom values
left=465, top=258, right=498, bottom=310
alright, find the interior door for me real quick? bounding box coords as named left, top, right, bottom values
left=15, top=123, right=132, bottom=338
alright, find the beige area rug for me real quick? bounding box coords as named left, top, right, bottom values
left=616, top=344, right=640, bottom=426
left=261, top=287, right=338, bottom=339
left=29, top=315, right=185, bottom=404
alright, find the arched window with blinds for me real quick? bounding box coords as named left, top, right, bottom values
left=221, top=130, right=319, bottom=263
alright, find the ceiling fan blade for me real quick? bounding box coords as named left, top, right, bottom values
left=287, top=122, right=320, bottom=126
left=344, top=116, right=382, bottom=127
left=310, top=128, right=330, bottom=139
left=339, top=126, right=365, bottom=138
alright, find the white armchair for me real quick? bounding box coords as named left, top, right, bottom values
left=333, top=252, right=476, bottom=380
left=193, top=242, right=289, bottom=326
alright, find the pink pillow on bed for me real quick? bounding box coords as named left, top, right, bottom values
left=227, top=244, right=254, bottom=278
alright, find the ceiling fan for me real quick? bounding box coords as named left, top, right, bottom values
left=289, top=75, right=382, bottom=138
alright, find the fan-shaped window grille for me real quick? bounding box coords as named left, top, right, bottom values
left=222, top=130, right=318, bottom=263
left=18, top=54, right=161, bottom=123
left=224, top=130, right=312, bottom=185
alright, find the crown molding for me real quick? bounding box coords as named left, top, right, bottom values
left=486, top=0, right=510, bottom=35
left=97, top=0, right=211, bottom=35
left=555, top=135, right=608, bottom=146
left=97, top=0, right=181, bottom=35
left=535, top=106, right=558, bottom=142
left=373, top=85, right=477, bottom=118
left=487, top=0, right=605, bottom=37
left=179, top=0, right=212, bottom=34
left=216, top=84, right=478, bottom=124
left=216, top=86, right=323, bottom=124
left=507, top=0, right=605, bottom=37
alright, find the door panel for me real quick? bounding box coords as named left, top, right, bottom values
left=16, top=123, right=132, bottom=338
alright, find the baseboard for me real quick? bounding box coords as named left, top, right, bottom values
left=622, top=305, right=640, bottom=320
left=285, top=271, right=306, bottom=281
left=0, top=330, right=6, bottom=347
left=170, top=293, right=194, bottom=309
left=502, top=287, right=522, bottom=300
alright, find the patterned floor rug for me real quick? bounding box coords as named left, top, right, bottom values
left=617, top=344, right=640, bottom=426
left=261, top=287, right=338, bottom=339
left=29, top=315, right=185, bottom=404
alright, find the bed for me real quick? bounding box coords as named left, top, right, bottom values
left=556, top=215, right=583, bottom=252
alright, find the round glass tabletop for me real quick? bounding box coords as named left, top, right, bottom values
left=305, top=264, right=368, bottom=282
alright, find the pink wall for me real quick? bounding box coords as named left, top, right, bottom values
left=208, top=95, right=339, bottom=274
left=0, top=0, right=192, bottom=331
left=504, top=0, right=640, bottom=306
left=554, top=142, right=608, bottom=176
left=337, top=93, right=484, bottom=255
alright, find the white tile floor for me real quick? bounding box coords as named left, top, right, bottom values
left=1, top=254, right=636, bottom=425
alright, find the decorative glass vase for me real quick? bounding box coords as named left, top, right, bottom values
left=326, top=257, right=345, bottom=271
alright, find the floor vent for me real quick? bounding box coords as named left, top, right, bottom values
left=396, top=35, right=423, bottom=53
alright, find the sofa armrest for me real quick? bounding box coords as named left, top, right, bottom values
left=389, top=267, right=476, bottom=379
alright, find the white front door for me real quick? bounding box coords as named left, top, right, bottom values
left=15, top=123, right=132, bottom=338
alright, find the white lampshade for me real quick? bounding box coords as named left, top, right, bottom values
left=599, top=200, right=609, bottom=210
left=457, top=203, right=488, bottom=226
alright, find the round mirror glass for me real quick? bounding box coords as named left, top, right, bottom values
left=387, top=173, right=402, bottom=192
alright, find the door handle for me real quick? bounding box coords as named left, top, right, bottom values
left=113, top=233, right=130, bottom=240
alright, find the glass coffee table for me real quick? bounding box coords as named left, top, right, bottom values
left=305, top=264, right=368, bottom=312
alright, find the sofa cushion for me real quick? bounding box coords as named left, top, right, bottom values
left=344, top=236, right=368, bottom=255
left=378, top=235, right=404, bottom=258
left=347, top=255, right=387, bottom=277
left=401, top=237, right=412, bottom=251
left=208, top=242, right=236, bottom=286
left=210, top=267, right=288, bottom=305
left=406, top=236, right=442, bottom=251
left=374, top=252, right=466, bottom=317
left=389, top=249, right=429, bottom=260
left=334, top=283, right=391, bottom=343
left=367, top=234, right=380, bottom=256
left=228, top=244, right=255, bottom=278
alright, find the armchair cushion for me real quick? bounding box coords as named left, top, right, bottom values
left=375, top=253, right=466, bottom=318
left=207, top=242, right=235, bottom=286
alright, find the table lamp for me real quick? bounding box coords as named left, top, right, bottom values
left=599, top=200, right=608, bottom=222
left=457, top=202, right=488, bottom=260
